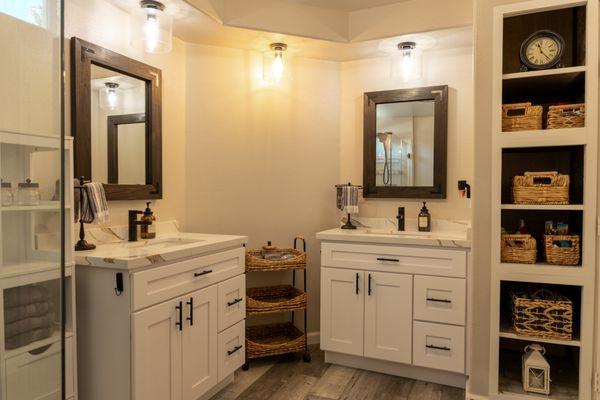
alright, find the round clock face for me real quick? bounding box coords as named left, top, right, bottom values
left=520, top=30, right=565, bottom=70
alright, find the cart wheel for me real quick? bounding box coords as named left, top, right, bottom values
left=303, top=353, right=311, bottom=363
left=242, top=362, right=250, bottom=371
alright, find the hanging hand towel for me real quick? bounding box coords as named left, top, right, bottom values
left=341, top=185, right=359, bottom=214
left=83, top=182, right=109, bottom=224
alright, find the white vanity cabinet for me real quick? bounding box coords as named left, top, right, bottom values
left=76, top=242, right=247, bottom=400
left=318, top=236, right=470, bottom=388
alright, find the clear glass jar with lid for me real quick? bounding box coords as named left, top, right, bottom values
left=16, top=179, right=41, bottom=206
left=1, top=180, right=13, bottom=206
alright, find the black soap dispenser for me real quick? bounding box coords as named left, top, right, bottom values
left=140, top=202, right=156, bottom=239
left=418, top=202, right=431, bottom=232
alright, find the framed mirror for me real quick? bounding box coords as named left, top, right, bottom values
left=363, top=85, right=448, bottom=198
left=71, top=37, right=162, bottom=200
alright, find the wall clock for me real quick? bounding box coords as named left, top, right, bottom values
left=520, top=30, right=565, bottom=71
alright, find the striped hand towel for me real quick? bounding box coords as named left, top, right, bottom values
left=82, top=182, right=109, bottom=224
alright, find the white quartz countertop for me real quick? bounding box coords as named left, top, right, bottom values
left=316, top=217, right=470, bottom=248
left=75, top=221, right=247, bottom=270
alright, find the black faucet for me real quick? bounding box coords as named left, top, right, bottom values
left=397, top=207, right=405, bottom=231
left=128, top=210, right=148, bottom=242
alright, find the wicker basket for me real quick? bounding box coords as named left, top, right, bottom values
left=512, top=171, right=569, bottom=205
left=246, top=322, right=306, bottom=359
left=544, top=234, right=580, bottom=266
left=246, top=285, right=307, bottom=315
left=246, top=248, right=306, bottom=272
left=511, top=288, right=573, bottom=340
left=502, top=102, right=543, bottom=132
left=547, top=103, right=585, bottom=129
left=501, top=234, right=537, bottom=264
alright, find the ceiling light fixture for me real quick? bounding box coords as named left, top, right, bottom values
left=391, top=41, right=422, bottom=82
left=99, top=82, right=120, bottom=111
left=264, top=43, right=288, bottom=84
left=131, top=0, right=172, bottom=54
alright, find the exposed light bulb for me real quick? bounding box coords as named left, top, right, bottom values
left=100, top=82, right=120, bottom=111
left=144, top=10, right=160, bottom=53
left=391, top=41, right=422, bottom=82
left=264, top=43, right=288, bottom=84
left=131, top=0, right=172, bottom=54
left=271, top=52, right=284, bottom=83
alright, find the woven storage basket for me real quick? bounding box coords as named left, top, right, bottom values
left=246, top=322, right=306, bottom=359
left=246, top=249, right=306, bottom=272
left=246, top=285, right=307, bottom=315
left=502, top=102, right=543, bottom=132
left=501, top=234, right=537, bottom=264
left=544, top=234, right=580, bottom=266
left=511, top=288, right=573, bottom=340
left=512, top=171, right=569, bottom=205
left=547, top=103, right=585, bottom=129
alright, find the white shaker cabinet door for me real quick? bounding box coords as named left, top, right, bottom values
left=320, top=267, right=365, bottom=356
left=364, top=272, right=413, bottom=364
left=132, top=299, right=183, bottom=400
left=182, top=285, right=218, bottom=400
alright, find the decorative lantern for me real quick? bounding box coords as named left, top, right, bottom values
left=522, top=344, right=551, bottom=395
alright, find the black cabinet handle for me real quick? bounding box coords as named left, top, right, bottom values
left=368, top=273, right=372, bottom=296
left=175, top=301, right=183, bottom=331
left=227, top=298, right=243, bottom=307
left=227, top=345, right=243, bottom=356
left=426, top=297, right=452, bottom=304
left=377, top=257, right=399, bottom=262
left=426, top=344, right=451, bottom=351
left=194, top=270, right=213, bottom=277
left=186, top=297, right=194, bottom=326
left=355, top=273, right=359, bottom=295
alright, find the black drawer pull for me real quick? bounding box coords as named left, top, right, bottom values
left=194, top=269, right=213, bottom=277
left=186, top=297, right=194, bottom=326
left=227, top=298, right=243, bottom=307
left=368, top=273, right=372, bottom=296
left=426, top=297, right=452, bottom=304
left=426, top=344, right=451, bottom=351
left=227, top=345, right=243, bottom=356
left=355, top=273, right=359, bottom=295
left=377, top=257, right=399, bottom=262
left=175, top=301, right=183, bottom=331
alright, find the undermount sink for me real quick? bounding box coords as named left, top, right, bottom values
left=108, top=238, right=205, bottom=258
left=363, top=228, right=434, bottom=239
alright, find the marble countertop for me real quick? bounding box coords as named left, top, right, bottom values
left=75, top=221, right=247, bottom=271
left=316, top=217, right=470, bottom=248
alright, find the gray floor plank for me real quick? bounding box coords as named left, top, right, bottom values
left=308, top=364, right=357, bottom=399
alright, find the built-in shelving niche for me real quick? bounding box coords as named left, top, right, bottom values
left=501, top=146, right=584, bottom=205
left=502, top=6, right=586, bottom=75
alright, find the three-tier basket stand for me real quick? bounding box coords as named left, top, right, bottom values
left=243, top=237, right=311, bottom=370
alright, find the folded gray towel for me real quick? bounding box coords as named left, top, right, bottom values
left=5, top=326, right=55, bottom=350
left=4, top=286, right=49, bottom=308
left=5, top=314, right=53, bottom=338
left=4, top=302, right=50, bottom=324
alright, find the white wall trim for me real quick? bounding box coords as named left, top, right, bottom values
left=307, top=331, right=320, bottom=345
left=466, top=394, right=488, bottom=400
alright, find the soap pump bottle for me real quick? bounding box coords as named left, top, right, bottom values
left=140, top=202, right=156, bottom=239
left=418, top=202, right=431, bottom=232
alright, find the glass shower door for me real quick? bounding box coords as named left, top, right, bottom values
left=0, top=0, right=68, bottom=399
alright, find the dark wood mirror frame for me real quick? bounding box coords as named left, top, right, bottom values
left=71, top=37, right=162, bottom=200
left=363, top=85, right=448, bottom=199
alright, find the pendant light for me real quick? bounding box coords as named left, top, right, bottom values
left=391, top=41, right=422, bottom=81
left=99, top=82, right=120, bottom=111
left=131, top=0, right=173, bottom=54
left=263, top=43, right=288, bottom=84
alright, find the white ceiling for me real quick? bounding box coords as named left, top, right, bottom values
left=281, top=0, right=410, bottom=12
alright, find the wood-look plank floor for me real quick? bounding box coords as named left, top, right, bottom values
left=210, top=346, right=465, bottom=400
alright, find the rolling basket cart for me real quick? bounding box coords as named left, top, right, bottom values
left=242, top=236, right=311, bottom=370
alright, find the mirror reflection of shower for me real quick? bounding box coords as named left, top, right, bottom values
left=377, top=132, right=393, bottom=185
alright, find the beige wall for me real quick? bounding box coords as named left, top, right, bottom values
left=65, top=0, right=187, bottom=226
left=340, top=46, right=474, bottom=221
left=183, top=43, right=341, bottom=333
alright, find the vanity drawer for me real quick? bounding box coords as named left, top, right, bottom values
left=413, top=321, right=465, bottom=373
left=131, top=247, right=245, bottom=310
left=218, top=275, right=246, bottom=332
left=321, top=242, right=466, bottom=278
left=413, top=276, right=466, bottom=326
left=218, top=320, right=245, bottom=381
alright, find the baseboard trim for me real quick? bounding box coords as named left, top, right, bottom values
left=325, top=351, right=467, bottom=389
left=466, top=393, right=488, bottom=400
left=307, top=331, right=320, bottom=345
left=200, top=374, right=234, bottom=400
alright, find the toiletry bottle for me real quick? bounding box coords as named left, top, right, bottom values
left=418, top=202, right=431, bottom=232
left=140, top=202, right=156, bottom=239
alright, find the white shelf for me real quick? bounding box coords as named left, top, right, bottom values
left=502, top=65, right=586, bottom=81
left=0, top=261, right=73, bottom=289
left=498, top=327, right=581, bottom=347
left=0, top=201, right=70, bottom=212
left=4, top=329, right=73, bottom=360
left=0, top=130, right=62, bottom=151
left=499, top=127, right=587, bottom=148
left=497, top=264, right=586, bottom=285
left=500, top=204, right=584, bottom=211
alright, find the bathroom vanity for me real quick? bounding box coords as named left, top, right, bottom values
left=75, top=221, right=247, bottom=400
left=317, top=219, right=470, bottom=388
